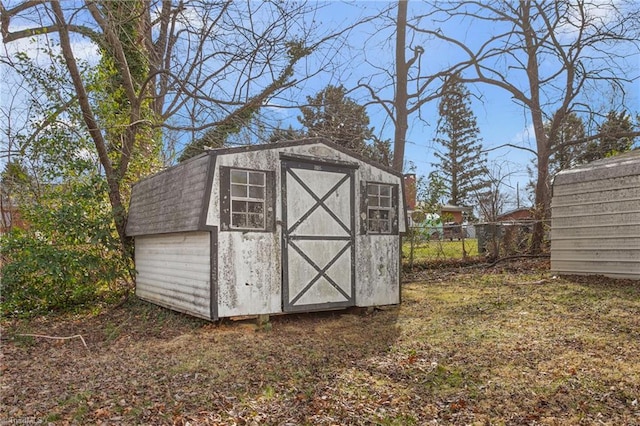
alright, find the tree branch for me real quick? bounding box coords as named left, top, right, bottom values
left=482, top=143, right=537, bottom=157
left=17, top=333, right=89, bottom=350
left=553, top=131, right=640, bottom=150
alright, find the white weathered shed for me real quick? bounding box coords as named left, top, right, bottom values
left=551, top=150, right=640, bottom=279
left=125, top=138, right=407, bottom=320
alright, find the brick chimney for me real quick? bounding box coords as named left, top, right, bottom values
left=403, top=173, right=417, bottom=210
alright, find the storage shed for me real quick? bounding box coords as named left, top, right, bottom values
left=551, top=150, right=640, bottom=279
left=125, top=138, right=407, bottom=320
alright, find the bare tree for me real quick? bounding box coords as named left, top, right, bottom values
left=0, top=0, right=347, bottom=252
left=357, top=0, right=451, bottom=172
left=0, top=65, right=38, bottom=233
left=475, top=162, right=516, bottom=224
left=408, top=0, right=640, bottom=252
left=474, top=161, right=519, bottom=258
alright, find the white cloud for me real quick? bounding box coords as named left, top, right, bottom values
left=553, top=1, right=621, bottom=42
left=510, top=122, right=536, bottom=147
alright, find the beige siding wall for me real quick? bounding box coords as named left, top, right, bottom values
left=135, top=232, right=211, bottom=319
left=551, top=174, right=640, bottom=279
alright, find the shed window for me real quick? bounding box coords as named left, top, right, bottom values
left=221, top=167, right=275, bottom=232
left=367, top=183, right=393, bottom=234
left=230, top=170, right=266, bottom=229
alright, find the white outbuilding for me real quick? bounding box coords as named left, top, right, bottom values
left=551, top=150, right=640, bottom=279
left=125, top=138, right=407, bottom=320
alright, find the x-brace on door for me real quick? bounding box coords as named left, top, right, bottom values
left=281, top=157, right=356, bottom=312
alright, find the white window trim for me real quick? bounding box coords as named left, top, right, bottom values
left=230, top=169, right=266, bottom=230
left=367, top=183, right=393, bottom=234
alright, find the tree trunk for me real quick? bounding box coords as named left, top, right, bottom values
left=522, top=1, right=549, bottom=255
left=531, top=143, right=550, bottom=254
left=392, top=0, right=409, bottom=173
left=52, top=1, right=132, bottom=256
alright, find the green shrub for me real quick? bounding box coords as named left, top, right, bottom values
left=0, top=177, right=131, bottom=317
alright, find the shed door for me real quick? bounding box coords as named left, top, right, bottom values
left=281, top=158, right=356, bottom=312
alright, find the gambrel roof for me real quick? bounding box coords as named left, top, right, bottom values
left=126, top=153, right=212, bottom=236
left=126, top=138, right=402, bottom=237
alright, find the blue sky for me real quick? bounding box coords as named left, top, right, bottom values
left=266, top=1, right=530, bottom=195
left=263, top=0, right=640, bottom=207
left=2, top=0, right=638, bottom=209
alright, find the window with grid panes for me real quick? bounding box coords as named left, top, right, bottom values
left=367, top=183, right=393, bottom=233
left=230, top=169, right=266, bottom=229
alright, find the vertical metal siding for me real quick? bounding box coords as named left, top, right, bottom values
left=135, top=232, right=211, bottom=319
left=551, top=174, right=640, bottom=279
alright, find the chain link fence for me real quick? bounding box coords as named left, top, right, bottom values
left=404, top=220, right=550, bottom=265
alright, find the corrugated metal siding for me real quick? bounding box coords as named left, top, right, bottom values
left=135, top=232, right=211, bottom=319
left=553, top=150, right=640, bottom=186
left=126, top=154, right=211, bottom=236
left=551, top=157, right=640, bottom=279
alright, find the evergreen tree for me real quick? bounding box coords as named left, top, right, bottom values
left=580, top=111, right=637, bottom=163
left=298, top=85, right=392, bottom=166
left=268, top=126, right=306, bottom=144
left=548, top=112, right=586, bottom=175
left=433, top=73, right=488, bottom=206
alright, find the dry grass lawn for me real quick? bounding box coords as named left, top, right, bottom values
left=403, top=239, right=479, bottom=260
left=2, top=260, right=639, bottom=425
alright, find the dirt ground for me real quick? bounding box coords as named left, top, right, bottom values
left=2, top=260, right=639, bottom=425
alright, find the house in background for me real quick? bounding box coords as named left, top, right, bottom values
left=126, top=138, right=408, bottom=320
left=551, top=150, right=640, bottom=279
left=0, top=195, right=27, bottom=236
left=496, top=207, right=533, bottom=222
left=403, top=174, right=417, bottom=212
left=401, top=176, right=475, bottom=239
left=440, top=203, right=472, bottom=223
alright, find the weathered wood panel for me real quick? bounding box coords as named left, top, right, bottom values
left=206, top=143, right=407, bottom=233
left=282, top=161, right=355, bottom=312
left=216, top=232, right=280, bottom=317
left=551, top=151, right=640, bottom=280
left=209, top=142, right=405, bottom=315
left=135, top=232, right=211, bottom=319
left=356, top=235, right=400, bottom=306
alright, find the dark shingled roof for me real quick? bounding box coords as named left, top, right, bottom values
left=126, top=154, right=212, bottom=236
left=125, top=138, right=404, bottom=236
